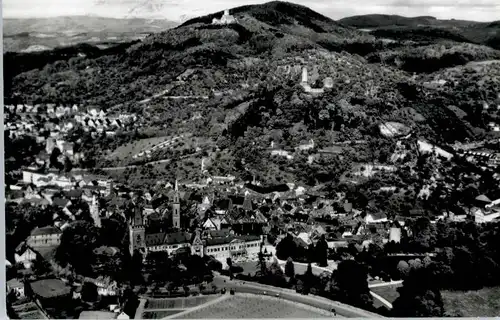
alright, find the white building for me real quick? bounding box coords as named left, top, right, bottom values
left=212, top=9, right=237, bottom=25
left=26, top=226, right=63, bottom=249
left=201, top=235, right=262, bottom=267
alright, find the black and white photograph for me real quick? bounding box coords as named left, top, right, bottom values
left=3, top=0, right=500, bottom=318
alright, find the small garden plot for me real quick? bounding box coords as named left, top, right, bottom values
left=146, top=299, right=176, bottom=309
left=142, top=310, right=182, bottom=319
left=18, top=311, right=45, bottom=319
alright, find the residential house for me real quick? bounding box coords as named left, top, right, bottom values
left=15, top=245, right=38, bottom=269
left=471, top=207, right=500, bottom=223
left=117, top=312, right=130, bottom=320
left=203, top=217, right=224, bottom=230
left=7, top=279, right=25, bottom=298
left=365, top=212, right=388, bottom=224
left=27, top=226, right=63, bottom=249
left=83, top=276, right=118, bottom=296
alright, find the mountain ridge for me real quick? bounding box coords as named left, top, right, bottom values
left=339, top=14, right=500, bottom=50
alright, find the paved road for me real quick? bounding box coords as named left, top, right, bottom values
left=212, top=274, right=384, bottom=318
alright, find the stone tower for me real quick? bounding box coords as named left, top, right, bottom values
left=172, top=180, right=181, bottom=229
left=90, top=194, right=101, bottom=227
left=129, top=206, right=146, bottom=256
left=301, top=67, right=308, bottom=83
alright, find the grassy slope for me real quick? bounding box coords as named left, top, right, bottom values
left=442, top=287, right=500, bottom=317
left=370, top=284, right=401, bottom=308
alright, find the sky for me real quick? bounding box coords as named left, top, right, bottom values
left=3, top=0, right=499, bottom=22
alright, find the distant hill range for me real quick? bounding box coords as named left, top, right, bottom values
left=3, top=16, right=178, bottom=52
left=339, top=14, right=500, bottom=49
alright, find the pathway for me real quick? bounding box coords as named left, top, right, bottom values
left=368, top=280, right=403, bottom=288
left=368, top=280, right=403, bottom=310
left=370, top=292, right=393, bottom=309
left=134, top=299, right=147, bottom=319
left=34, top=299, right=50, bottom=319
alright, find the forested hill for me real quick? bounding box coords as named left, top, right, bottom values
left=339, top=14, right=500, bottom=50
left=5, top=1, right=500, bottom=181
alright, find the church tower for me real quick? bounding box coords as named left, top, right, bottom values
left=172, top=180, right=181, bottom=229
left=129, top=205, right=146, bottom=256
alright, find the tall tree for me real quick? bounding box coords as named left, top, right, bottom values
left=331, top=260, right=373, bottom=309
left=284, top=257, right=295, bottom=278
left=276, top=234, right=296, bottom=260
left=55, top=221, right=100, bottom=275
left=315, top=235, right=329, bottom=267
left=81, top=282, right=98, bottom=302
left=392, top=264, right=445, bottom=317
left=64, top=156, right=73, bottom=173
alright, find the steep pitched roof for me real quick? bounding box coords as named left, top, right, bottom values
left=163, top=232, right=192, bottom=245
left=30, top=226, right=62, bottom=236
left=52, top=197, right=71, bottom=208
left=145, top=233, right=166, bottom=247
left=203, top=229, right=231, bottom=239
left=64, top=189, right=83, bottom=198
left=476, top=194, right=492, bottom=203
left=242, top=197, right=253, bottom=211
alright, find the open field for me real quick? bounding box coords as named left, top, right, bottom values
left=107, top=136, right=173, bottom=161
left=145, top=296, right=218, bottom=310
left=442, top=287, right=500, bottom=317
left=173, top=294, right=338, bottom=319
left=371, top=284, right=401, bottom=309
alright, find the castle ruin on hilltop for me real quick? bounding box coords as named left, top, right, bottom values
left=300, top=67, right=333, bottom=94
left=212, top=9, right=237, bottom=25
